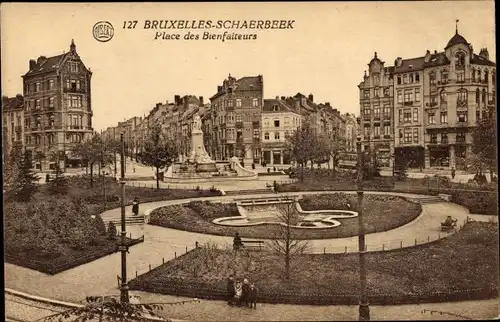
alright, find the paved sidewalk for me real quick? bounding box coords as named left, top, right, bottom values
left=4, top=191, right=498, bottom=321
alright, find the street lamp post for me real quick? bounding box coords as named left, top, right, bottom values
left=356, top=137, right=370, bottom=321
left=119, top=133, right=129, bottom=303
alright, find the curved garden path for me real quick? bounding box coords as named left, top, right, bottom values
left=4, top=190, right=498, bottom=321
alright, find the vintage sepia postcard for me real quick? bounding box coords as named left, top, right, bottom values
left=2, top=2, right=498, bottom=321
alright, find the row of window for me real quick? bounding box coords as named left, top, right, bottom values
left=429, top=88, right=493, bottom=106
left=214, top=112, right=259, bottom=124
left=398, top=108, right=420, bottom=124
left=398, top=128, right=420, bottom=144
left=26, top=79, right=56, bottom=93
left=363, top=125, right=391, bottom=138
left=363, top=87, right=391, bottom=98
left=429, top=132, right=466, bottom=144
left=396, top=88, right=421, bottom=103
left=427, top=110, right=468, bottom=124
left=363, top=104, right=391, bottom=116
left=213, top=98, right=260, bottom=111
left=396, top=73, right=421, bottom=85
left=25, top=133, right=83, bottom=145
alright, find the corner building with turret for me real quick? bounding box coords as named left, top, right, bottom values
left=359, top=28, right=495, bottom=170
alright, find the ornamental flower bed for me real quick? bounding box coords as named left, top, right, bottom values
left=148, top=194, right=421, bottom=240
left=129, top=222, right=499, bottom=305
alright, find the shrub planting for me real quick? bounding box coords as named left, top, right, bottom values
left=129, top=222, right=498, bottom=305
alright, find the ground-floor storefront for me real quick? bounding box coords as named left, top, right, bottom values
left=394, top=146, right=425, bottom=169
left=425, top=144, right=469, bottom=170
left=365, top=140, right=394, bottom=168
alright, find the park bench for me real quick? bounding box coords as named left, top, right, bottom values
left=440, top=218, right=457, bottom=231
left=239, top=240, right=265, bottom=251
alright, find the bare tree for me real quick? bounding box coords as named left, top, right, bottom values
left=267, top=201, right=309, bottom=280
left=285, top=122, right=318, bottom=181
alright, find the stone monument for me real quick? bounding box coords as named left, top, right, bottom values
left=187, top=113, right=217, bottom=172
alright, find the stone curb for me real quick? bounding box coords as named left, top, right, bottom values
left=5, top=288, right=84, bottom=308
left=5, top=288, right=183, bottom=321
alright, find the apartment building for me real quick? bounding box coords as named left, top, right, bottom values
left=359, top=28, right=495, bottom=169
left=2, top=95, right=25, bottom=165
left=22, top=40, right=93, bottom=171
left=209, top=74, right=264, bottom=164
left=261, top=97, right=302, bottom=165
left=358, top=52, right=395, bottom=167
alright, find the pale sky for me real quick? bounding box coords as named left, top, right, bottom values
left=1, top=2, right=495, bottom=131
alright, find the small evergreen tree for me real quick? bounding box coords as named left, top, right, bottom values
left=48, top=163, right=69, bottom=195
left=107, top=221, right=117, bottom=240
left=12, top=150, right=39, bottom=201
left=94, top=215, right=107, bottom=235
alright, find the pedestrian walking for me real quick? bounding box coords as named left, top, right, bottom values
left=451, top=167, right=456, bottom=179
left=246, top=283, right=257, bottom=309
left=132, top=197, right=139, bottom=216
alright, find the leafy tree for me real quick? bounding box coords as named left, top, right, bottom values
left=285, top=122, right=318, bottom=181
left=470, top=106, right=497, bottom=178
left=318, top=131, right=345, bottom=175
left=268, top=201, right=309, bottom=280
left=141, top=122, right=178, bottom=189
left=11, top=150, right=39, bottom=201
left=72, top=134, right=114, bottom=187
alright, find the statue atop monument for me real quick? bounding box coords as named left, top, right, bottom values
left=192, top=113, right=202, bottom=132
left=187, top=112, right=215, bottom=165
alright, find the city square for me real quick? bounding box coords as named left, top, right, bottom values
left=2, top=2, right=498, bottom=321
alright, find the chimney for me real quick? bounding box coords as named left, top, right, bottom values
left=156, top=103, right=161, bottom=108
left=280, top=96, right=285, bottom=100
left=308, top=94, right=314, bottom=102
left=395, top=57, right=403, bottom=67
left=424, top=50, right=431, bottom=63
left=16, top=94, right=23, bottom=99
left=174, top=95, right=181, bottom=105
left=29, top=59, right=36, bottom=70
left=275, top=96, right=279, bottom=99
left=199, top=96, right=204, bottom=106
left=434, top=50, right=437, bottom=54
left=2, top=96, right=9, bottom=105
left=326, top=102, right=331, bottom=107
left=37, top=56, right=47, bottom=65
left=217, top=85, right=222, bottom=92
left=479, top=48, right=489, bottom=60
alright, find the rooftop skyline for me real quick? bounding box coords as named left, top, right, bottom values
left=1, top=2, right=495, bottom=131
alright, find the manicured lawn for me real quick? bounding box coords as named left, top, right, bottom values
left=3, top=175, right=222, bottom=274
left=129, top=221, right=499, bottom=305
left=278, top=169, right=499, bottom=215
left=149, top=194, right=421, bottom=239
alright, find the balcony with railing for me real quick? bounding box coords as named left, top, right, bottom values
left=363, top=114, right=371, bottom=121
left=252, top=121, right=260, bottom=128
left=456, top=100, right=468, bottom=109
left=403, top=101, right=414, bottom=106
left=235, top=122, right=243, bottom=128
left=63, top=87, right=86, bottom=93
left=437, top=80, right=449, bottom=85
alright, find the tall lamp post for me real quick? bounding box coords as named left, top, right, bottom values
left=119, top=133, right=129, bottom=303
left=356, top=136, right=370, bottom=320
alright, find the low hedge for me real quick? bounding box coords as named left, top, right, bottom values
left=5, top=236, right=144, bottom=275
left=450, top=190, right=498, bottom=216
left=129, top=222, right=499, bottom=305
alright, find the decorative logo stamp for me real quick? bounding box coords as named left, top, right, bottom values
left=93, top=21, right=114, bottom=42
